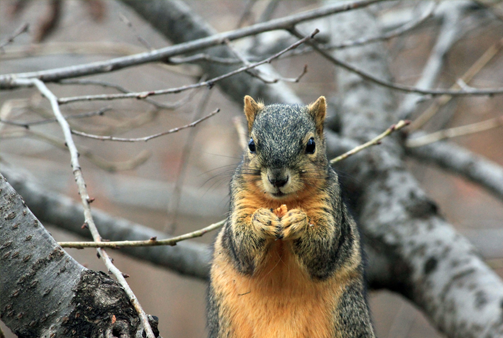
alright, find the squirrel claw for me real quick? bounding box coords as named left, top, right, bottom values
left=280, top=209, right=309, bottom=240
left=251, top=208, right=281, bottom=239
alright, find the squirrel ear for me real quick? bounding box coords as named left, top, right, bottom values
left=243, top=95, right=263, bottom=132
left=308, top=96, right=326, bottom=135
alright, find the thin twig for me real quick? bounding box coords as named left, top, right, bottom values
left=223, top=38, right=275, bottom=83
left=330, top=120, right=410, bottom=164
left=410, top=38, right=503, bottom=131
left=58, top=79, right=191, bottom=110
left=57, top=30, right=318, bottom=104
left=168, top=53, right=245, bottom=65
left=406, top=116, right=503, bottom=147
left=59, top=220, right=225, bottom=248
left=289, top=27, right=503, bottom=97
left=223, top=38, right=308, bottom=84
left=0, top=22, right=29, bottom=51
left=0, top=0, right=378, bottom=89
left=0, top=129, right=151, bottom=172
left=71, top=108, right=220, bottom=142
left=12, top=78, right=156, bottom=338
left=318, top=1, right=436, bottom=51
left=0, top=107, right=110, bottom=128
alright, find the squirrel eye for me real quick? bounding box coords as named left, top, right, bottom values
left=306, top=137, right=316, bottom=154
left=248, top=138, right=256, bottom=153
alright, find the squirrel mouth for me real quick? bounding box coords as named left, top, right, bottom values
left=270, top=190, right=286, bottom=198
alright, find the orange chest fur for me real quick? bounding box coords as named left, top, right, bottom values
left=211, top=237, right=342, bottom=338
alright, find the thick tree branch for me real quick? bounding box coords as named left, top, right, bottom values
left=327, top=5, right=503, bottom=337
left=0, top=174, right=149, bottom=338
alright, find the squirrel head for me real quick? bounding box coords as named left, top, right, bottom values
left=242, top=95, right=328, bottom=200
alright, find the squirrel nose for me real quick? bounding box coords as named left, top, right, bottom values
left=268, top=169, right=289, bottom=188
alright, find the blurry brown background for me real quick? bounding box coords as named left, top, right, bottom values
left=1, top=1, right=503, bottom=337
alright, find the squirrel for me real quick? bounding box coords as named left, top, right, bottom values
left=207, top=96, right=376, bottom=338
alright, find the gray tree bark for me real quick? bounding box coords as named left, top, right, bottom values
left=0, top=173, right=156, bottom=338
left=326, top=5, right=503, bottom=337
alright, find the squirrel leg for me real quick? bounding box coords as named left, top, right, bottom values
left=223, top=208, right=280, bottom=275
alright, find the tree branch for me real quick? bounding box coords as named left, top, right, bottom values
left=406, top=117, right=503, bottom=147
left=327, top=4, right=503, bottom=336
left=0, top=173, right=149, bottom=337
left=58, top=79, right=190, bottom=110
left=290, top=25, right=503, bottom=98
left=330, top=120, right=410, bottom=164
left=398, top=1, right=465, bottom=120
left=0, top=0, right=378, bottom=89
left=406, top=138, right=503, bottom=203
left=58, top=220, right=224, bottom=249
left=56, top=29, right=317, bottom=104
left=71, top=108, right=220, bottom=142
left=410, top=37, right=503, bottom=131
left=0, top=22, right=29, bottom=51
left=1, top=165, right=212, bottom=280
left=12, top=78, right=155, bottom=338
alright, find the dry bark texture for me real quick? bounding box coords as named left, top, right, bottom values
left=0, top=173, right=153, bottom=338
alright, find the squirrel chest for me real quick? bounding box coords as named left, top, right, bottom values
left=211, top=194, right=348, bottom=338
left=211, top=227, right=347, bottom=338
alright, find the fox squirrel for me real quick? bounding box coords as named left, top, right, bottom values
left=207, top=96, right=375, bottom=338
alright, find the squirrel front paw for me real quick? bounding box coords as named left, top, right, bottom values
left=280, top=209, right=309, bottom=240
left=251, top=208, right=281, bottom=239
